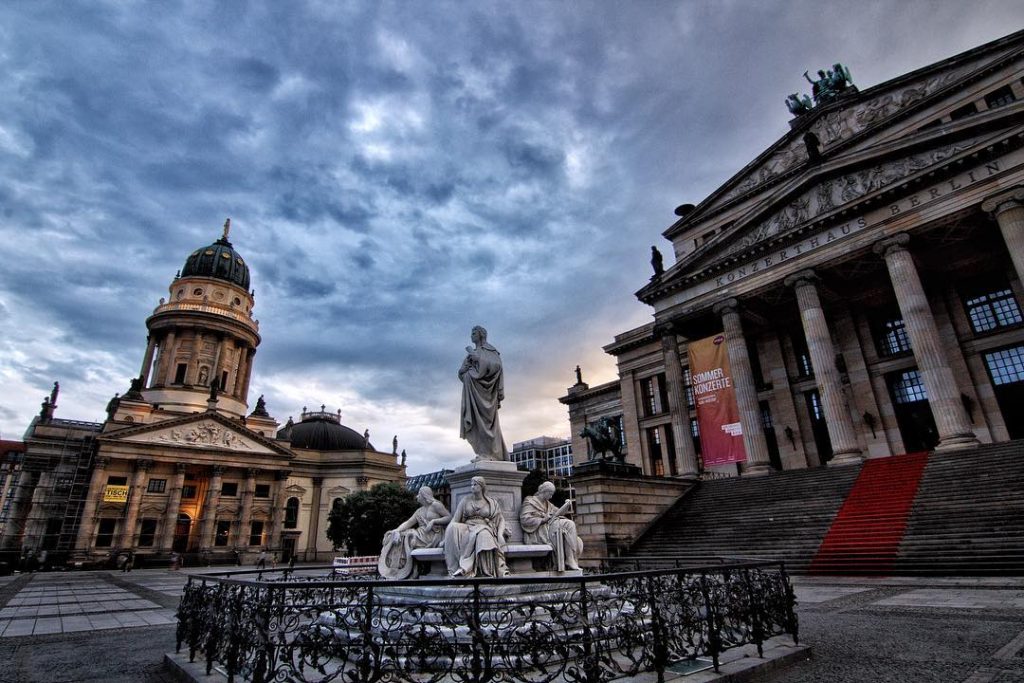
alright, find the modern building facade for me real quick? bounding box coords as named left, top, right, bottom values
left=3, top=222, right=405, bottom=565
left=564, top=30, right=1024, bottom=480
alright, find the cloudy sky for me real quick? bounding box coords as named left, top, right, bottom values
left=1, top=1, right=1022, bottom=473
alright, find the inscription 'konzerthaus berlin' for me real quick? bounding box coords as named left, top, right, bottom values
left=563, top=29, right=1024, bottom=482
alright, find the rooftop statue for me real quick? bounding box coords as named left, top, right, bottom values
left=458, top=326, right=509, bottom=461
left=803, top=63, right=854, bottom=106
left=786, top=93, right=813, bottom=116
left=650, top=246, right=664, bottom=278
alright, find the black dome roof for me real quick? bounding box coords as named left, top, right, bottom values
left=181, top=235, right=250, bottom=289
left=281, top=412, right=369, bottom=451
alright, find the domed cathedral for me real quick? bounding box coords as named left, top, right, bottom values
left=136, top=218, right=259, bottom=419
left=3, top=221, right=405, bottom=567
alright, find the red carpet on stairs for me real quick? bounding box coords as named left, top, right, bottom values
left=810, top=452, right=930, bottom=575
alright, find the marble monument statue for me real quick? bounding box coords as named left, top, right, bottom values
left=444, top=476, right=510, bottom=577
left=378, top=483, right=450, bottom=581
left=378, top=486, right=451, bottom=580
left=519, top=481, right=582, bottom=572
left=458, top=326, right=509, bottom=461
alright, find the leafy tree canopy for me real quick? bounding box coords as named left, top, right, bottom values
left=326, top=482, right=418, bottom=556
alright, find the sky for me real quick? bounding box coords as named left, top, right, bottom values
left=1, top=1, right=1023, bottom=474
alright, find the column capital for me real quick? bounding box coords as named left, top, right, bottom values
left=245, top=467, right=258, bottom=479
left=981, top=185, right=1024, bottom=215
left=712, top=297, right=740, bottom=317
left=873, top=232, right=911, bottom=258
left=312, top=477, right=324, bottom=486
left=174, top=462, right=188, bottom=475
left=94, top=456, right=111, bottom=470
left=135, top=459, right=153, bottom=472
left=275, top=470, right=292, bottom=481
left=783, top=269, right=818, bottom=289
left=212, top=464, right=226, bottom=476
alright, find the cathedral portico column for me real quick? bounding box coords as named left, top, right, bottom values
left=660, top=331, right=699, bottom=479
left=982, top=186, right=1024, bottom=286
left=159, top=464, right=188, bottom=552
left=268, top=470, right=291, bottom=552
left=74, top=456, right=110, bottom=553
left=712, top=299, right=772, bottom=475
left=874, top=234, right=979, bottom=450
left=305, top=477, right=324, bottom=557
left=198, top=465, right=225, bottom=551
left=156, top=330, right=176, bottom=386
left=139, top=337, right=157, bottom=387
left=235, top=468, right=257, bottom=549
left=121, top=459, right=153, bottom=549
left=784, top=270, right=863, bottom=465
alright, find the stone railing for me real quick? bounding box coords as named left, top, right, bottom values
left=175, top=559, right=798, bottom=682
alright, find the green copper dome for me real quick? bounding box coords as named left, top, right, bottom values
left=180, top=220, right=250, bottom=290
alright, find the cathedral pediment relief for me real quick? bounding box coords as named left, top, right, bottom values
left=326, top=485, right=351, bottom=498
left=284, top=484, right=307, bottom=496
left=693, top=42, right=1018, bottom=219
left=103, top=412, right=292, bottom=457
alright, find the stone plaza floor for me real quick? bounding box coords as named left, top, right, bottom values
left=0, top=567, right=1020, bottom=682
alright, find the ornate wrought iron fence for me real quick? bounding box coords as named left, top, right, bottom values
left=175, top=560, right=797, bottom=683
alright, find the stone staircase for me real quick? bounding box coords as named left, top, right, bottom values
left=629, top=463, right=861, bottom=572
left=627, top=441, right=1024, bottom=575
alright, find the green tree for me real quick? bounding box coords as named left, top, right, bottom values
left=326, top=482, right=418, bottom=556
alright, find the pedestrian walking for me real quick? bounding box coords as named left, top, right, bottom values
left=288, top=554, right=296, bottom=571
left=256, top=549, right=267, bottom=570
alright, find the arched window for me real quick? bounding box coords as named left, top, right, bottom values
left=284, top=497, right=300, bottom=529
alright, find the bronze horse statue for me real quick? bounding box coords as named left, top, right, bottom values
left=580, top=417, right=625, bottom=463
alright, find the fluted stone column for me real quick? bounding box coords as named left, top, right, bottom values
left=268, top=470, right=291, bottom=552
left=785, top=270, right=863, bottom=465
left=159, top=464, right=188, bottom=551
left=874, top=234, right=979, bottom=450
left=74, top=457, right=110, bottom=553
left=235, top=468, right=257, bottom=549
left=239, top=348, right=256, bottom=401
left=713, top=299, right=772, bottom=475
left=305, top=477, right=324, bottom=558
left=660, top=332, right=700, bottom=479
left=121, top=459, right=153, bottom=549
left=198, top=465, right=225, bottom=551
left=982, top=186, right=1024, bottom=287
left=156, top=330, right=176, bottom=386
left=188, top=332, right=205, bottom=385
left=139, top=337, right=157, bottom=387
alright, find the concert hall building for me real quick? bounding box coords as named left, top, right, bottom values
left=563, top=30, right=1024, bottom=478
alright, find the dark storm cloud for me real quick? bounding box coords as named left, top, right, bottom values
left=2, top=0, right=1024, bottom=470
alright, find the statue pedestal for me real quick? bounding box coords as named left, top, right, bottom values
left=448, top=460, right=528, bottom=543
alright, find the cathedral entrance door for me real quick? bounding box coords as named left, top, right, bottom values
left=172, top=513, right=192, bottom=553
left=984, top=346, right=1024, bottom=439
left=888, top=370, right=939, bottom=452
left=282, top=537, right=296, bottom=563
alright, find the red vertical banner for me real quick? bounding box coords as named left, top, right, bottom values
left=688, top=334, right=746, bottom=466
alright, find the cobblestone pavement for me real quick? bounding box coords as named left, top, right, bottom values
left=767, top=576, right=1024, bottom=683
left=0, top=570, right=1022, bottom=682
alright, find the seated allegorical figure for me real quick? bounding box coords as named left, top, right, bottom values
left=378, top=486, right=451, bottom=580
left=519, top=481, right=583, bottom=572
left=443, top=476, right=510, bottom=577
